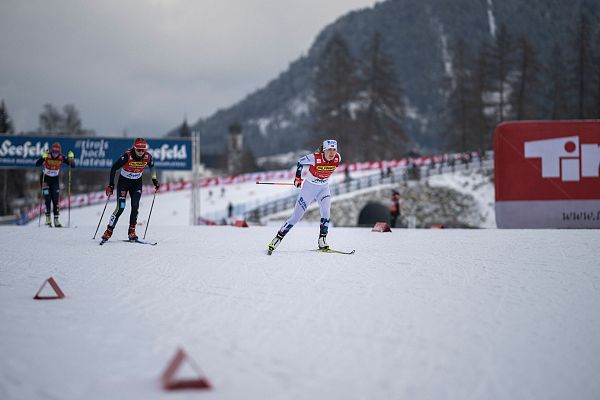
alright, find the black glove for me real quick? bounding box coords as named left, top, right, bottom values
left=105, top=185, right=114, bottom=196
left=152, top=178, right=160, bottom=191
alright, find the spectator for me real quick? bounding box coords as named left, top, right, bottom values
left=344, top=166, right=352, bottom=182
left=389, top=190, right=402, bottom=228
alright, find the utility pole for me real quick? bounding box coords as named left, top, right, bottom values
left=190, top=130, right=201, bottom=225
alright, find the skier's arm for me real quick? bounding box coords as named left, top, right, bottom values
left=35, top=150, right=48, bottom=167
left=148, top=156, right=160, bottom=190
left=293, top=154, right=314, bottom=187
left=295, top=163, right=303, bottom=179
left=64, top=151, right=75, bottom=168
left=297, top=153, right=315, bottom=166
left=109, top=154, right=128, bottom=187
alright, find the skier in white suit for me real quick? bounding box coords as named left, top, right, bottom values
left=268, top=139, right=341, bottom=254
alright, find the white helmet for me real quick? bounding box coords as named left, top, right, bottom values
left=323, top=139, right=337, bottom=151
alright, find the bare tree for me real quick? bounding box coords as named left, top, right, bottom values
left=38, top=103, right=87, bottom=136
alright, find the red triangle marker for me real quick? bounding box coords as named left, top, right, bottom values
left=33, top=277, right=65, bottom=300
left=161, top=348, right=211, bottom=390
left=232, top=220, right=249, bottom=227
left=372, top=222, right=392, bottom=232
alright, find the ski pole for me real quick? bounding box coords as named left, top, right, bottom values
left=68, top=163, right=71, bottom=228
left=255, top=181, right=295, bottom=186
left=93, top=193, right=111, bottom=239
left=38, top=173, right=45, bottom=227
left=143, top=188, right=157, bottom=240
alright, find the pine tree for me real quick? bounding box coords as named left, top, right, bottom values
left=0, top=100, right=19, bottom=216
left=545, top=45, right=570, bottom=119
left=593, top=33, right=600, bottom=117
left=0, top=100, right=15, bottom=133
left=355, top=31, right=408, bottom=160
left=472, top=47, right=494, bottom=151
left=487, top=24, right=514, bottom=123
left=444, top=38, right=472, bottom=152
left=311, top=32, right=360, bottom=157
left=510, top=36, right=542, bottom=120
left=573, top=12, right=599, bottom=118
left=179, top=118, right=191, bottom=138
left=445, top=39, right=494, bottom=153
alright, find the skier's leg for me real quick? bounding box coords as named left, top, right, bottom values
left=269, top=182, right=318, bottom=251
left=127, top=180, right=142, bottom=240
left=42, top=180, right=51, bottom=218
left=49, top=179, right=61, bottom=226
left=317, top=187, right=331, bottom=249
left=51, top=182, right=60, bottom=216
left=128, top=181, right=142, bottom=226
left=103, top=180, right=127, bottom=240
left=107, top=182, right=127, bottom=228
left=278, top=182, right=319, bottom=236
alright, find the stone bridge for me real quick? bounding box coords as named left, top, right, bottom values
left=264, top=160, right=494, bottom=228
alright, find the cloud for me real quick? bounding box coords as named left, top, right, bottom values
left=0, top=0, right=378, bottom=137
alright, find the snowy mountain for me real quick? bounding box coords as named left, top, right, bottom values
left=175, top=0, right=600, bottom=157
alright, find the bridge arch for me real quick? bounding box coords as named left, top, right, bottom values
left=357, top=202, right=389, bottom=227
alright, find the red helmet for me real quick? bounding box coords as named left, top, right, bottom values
left=133, top=138, right=147, bottom=151
left=51, top=142, right=61, bottom=153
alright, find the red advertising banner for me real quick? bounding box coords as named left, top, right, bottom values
left=494, top=120, right=600, bottom=228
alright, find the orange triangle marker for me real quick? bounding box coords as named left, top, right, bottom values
left=161, top=348, right=212, bottom=390
left=33, top=277, right=65, bottom=300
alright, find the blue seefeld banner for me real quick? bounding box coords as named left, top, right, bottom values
left=0, top=135, right=191, bottom=170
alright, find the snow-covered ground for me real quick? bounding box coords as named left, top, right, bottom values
left=1, top=222, right=599, bottom=399
left=5, top=167, right=598, bottom=399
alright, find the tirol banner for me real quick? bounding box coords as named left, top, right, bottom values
left=494, top=120, right=600, bottom=228
left=0, top=135, right=191, bottom=170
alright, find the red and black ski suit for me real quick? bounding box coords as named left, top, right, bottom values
left=107, top=149, right=154, bottom=228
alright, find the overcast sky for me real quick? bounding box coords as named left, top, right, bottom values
left=0, top=0, right=379, bottom=137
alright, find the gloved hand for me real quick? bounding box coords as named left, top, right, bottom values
left=152, top=178, right=160, bottom=191
left=105, top=185, right=114, bottom=196
left=41, top=151, right=48, bottom=159
left=294, top=177, right=303, bottom=188
left=68, top=150, right=74, bottom=159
